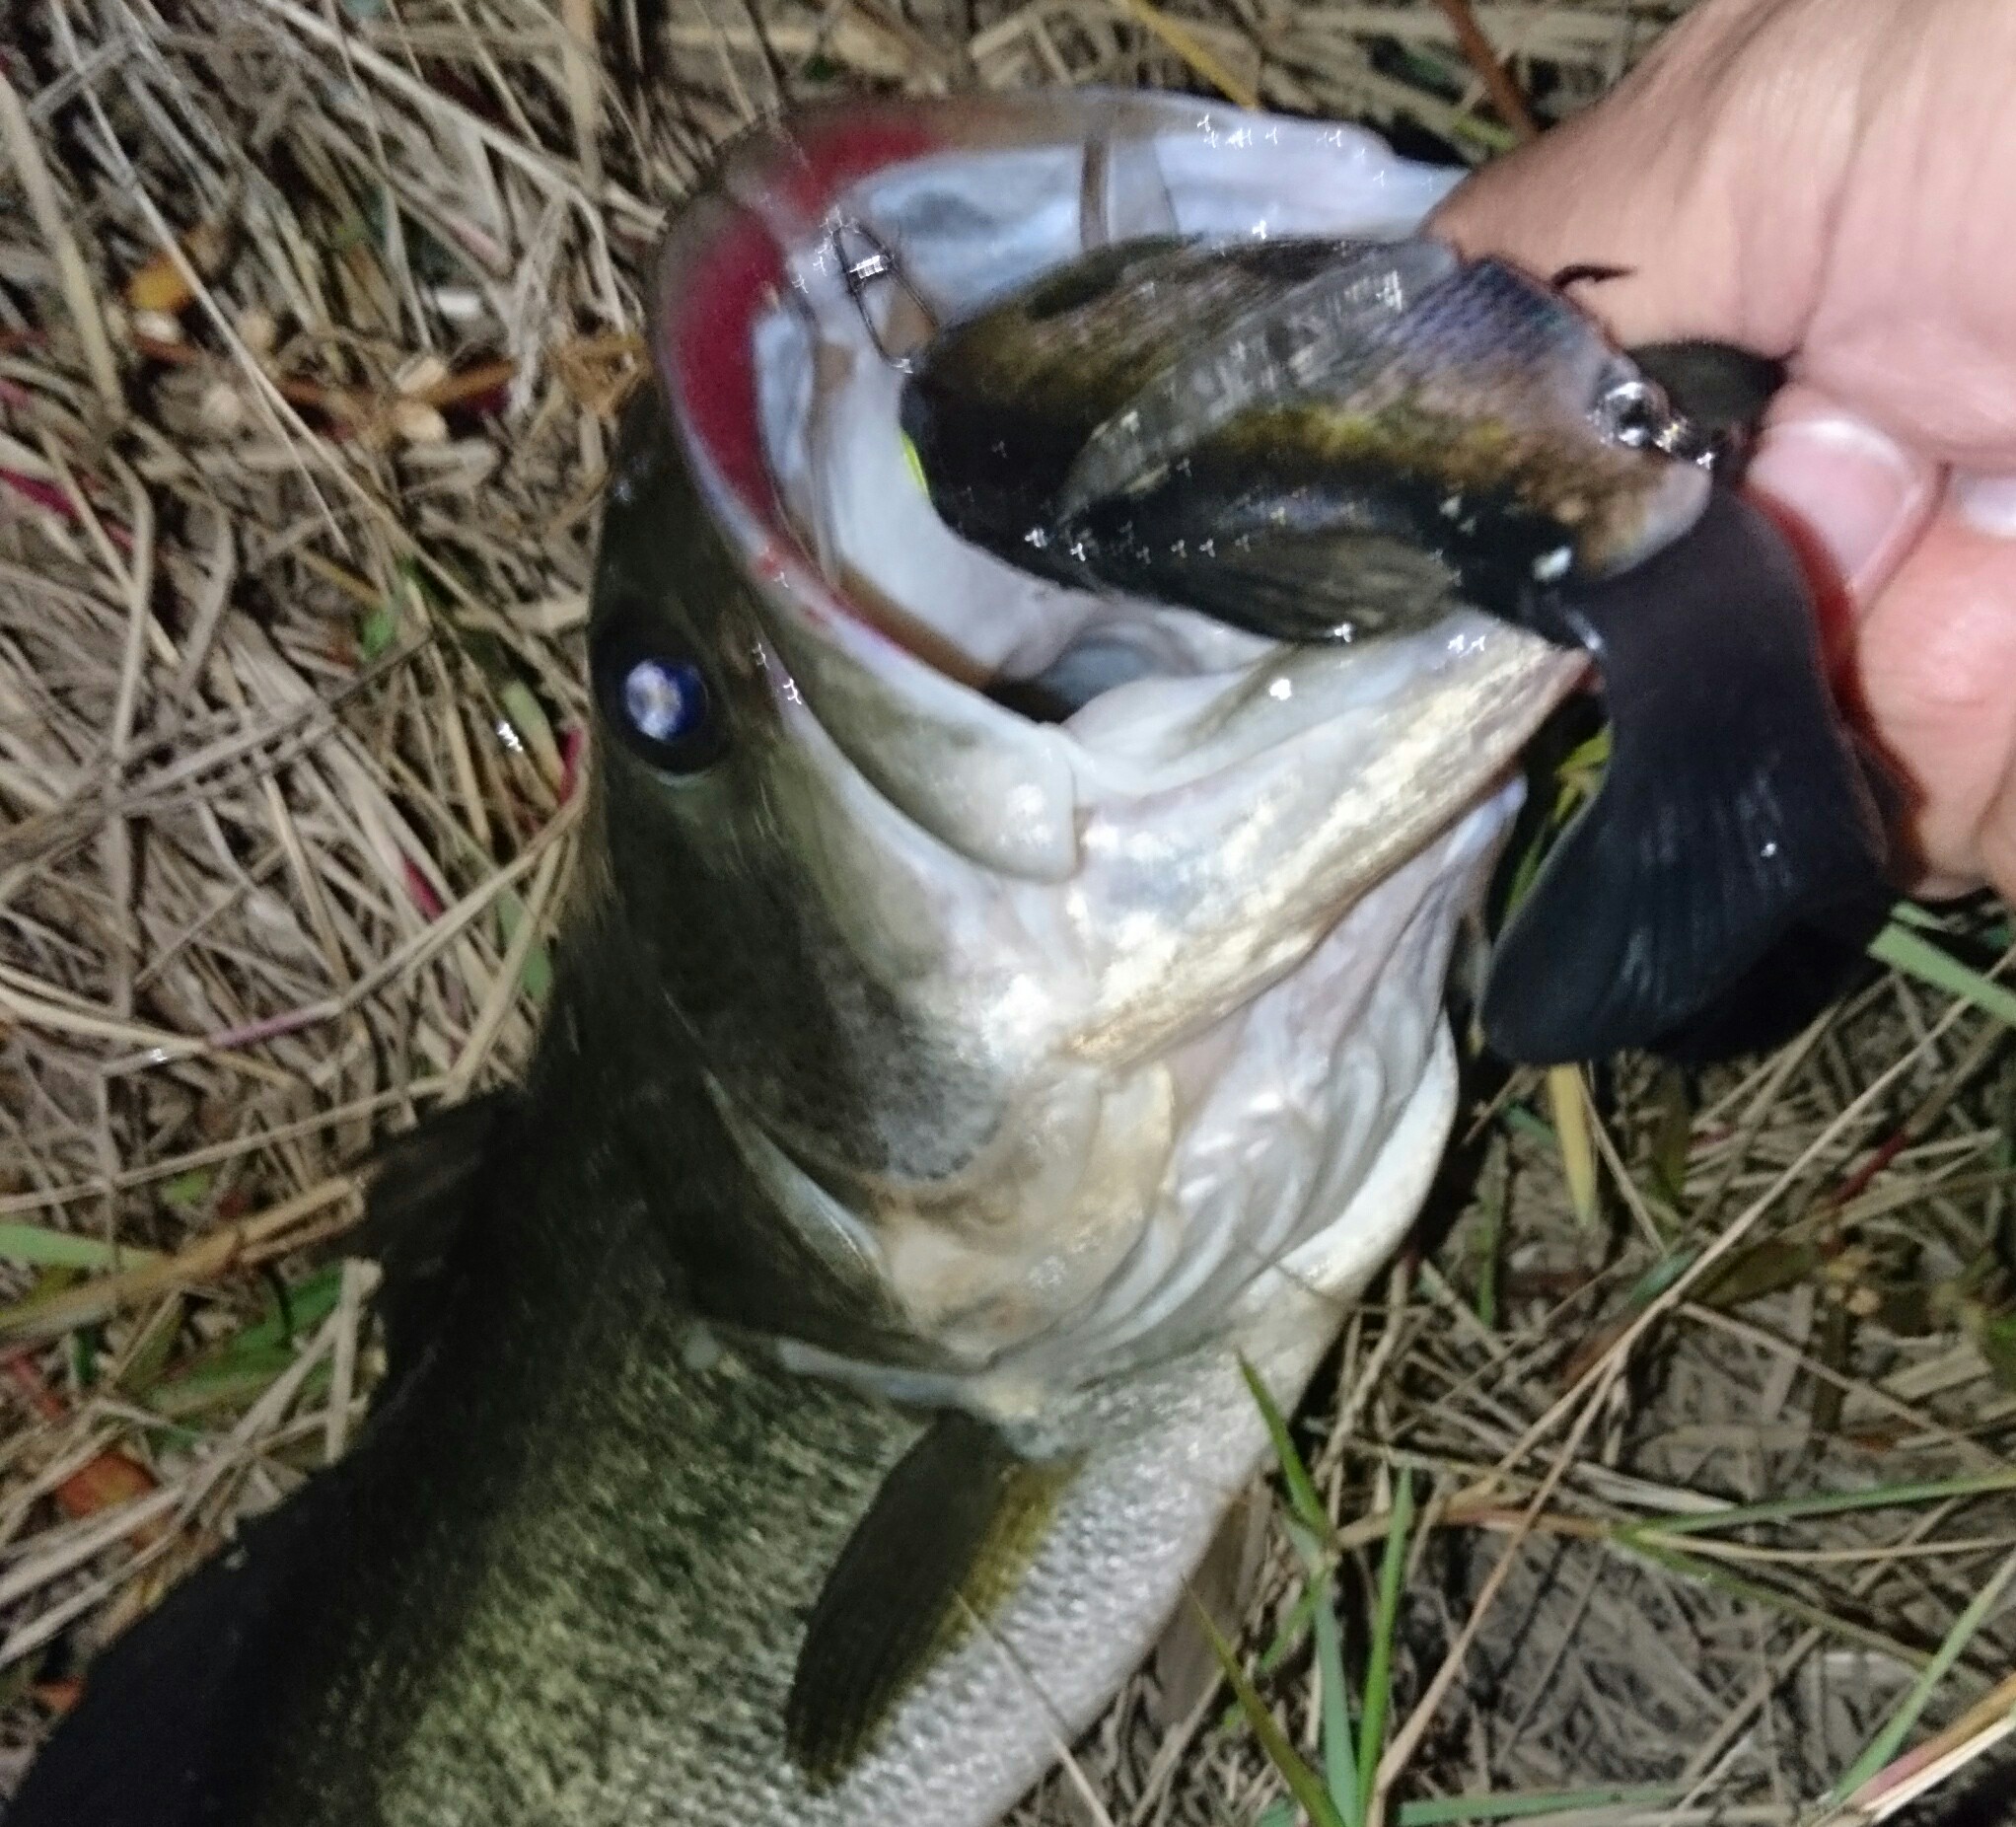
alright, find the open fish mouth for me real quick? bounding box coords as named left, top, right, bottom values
left=652, top=92, right=1571, bottom=873
left=645, top=87, right=1572, bottom=911
left=623, top=93, right=1582, bottom=1393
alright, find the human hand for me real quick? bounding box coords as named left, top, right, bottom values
left=1430, top=0, right=2016, bottom=902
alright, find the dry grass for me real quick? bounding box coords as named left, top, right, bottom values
left=0, top=0, right=2012, bottom=1819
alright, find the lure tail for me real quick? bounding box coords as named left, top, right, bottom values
left=1480, top=484, right=1896, bottom=1065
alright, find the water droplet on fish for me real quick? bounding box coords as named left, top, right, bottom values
left=1267, top=676, right=1292, bottom=700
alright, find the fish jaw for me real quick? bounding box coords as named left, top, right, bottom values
left=611, top=102, right=1584, bottom=1385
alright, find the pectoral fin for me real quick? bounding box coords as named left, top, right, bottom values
left=1481, top=484, right=1898, bottom=1065
left=785, top=1411, right=1080, bottom=1784
left=357, top=1089, right=518, bottom=1418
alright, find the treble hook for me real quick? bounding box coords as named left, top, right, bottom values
left=828, top=218, right=937, bottom=372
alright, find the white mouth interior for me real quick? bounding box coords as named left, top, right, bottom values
left=751, top=126, right=1463, bottom=725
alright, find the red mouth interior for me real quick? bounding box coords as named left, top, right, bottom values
left=664, top=116, right=938, bottom=514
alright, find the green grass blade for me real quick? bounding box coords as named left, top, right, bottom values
left=496, top=888, right=554, bottom=1002
left=1626, top=1542, right=1928, bottom=1668
left=1498, top=1105, right=1554, bottom=1149
left=1193, top=1591, right=1348, bottom=1827
left=0, top=1223, right=163, bottom=1271
left=126, top=1264, right=346, bottom=1400
left=1313, top=1583, right=1360, bottom=1827
left=1395, top=1785, right=1685, bottom=1825
left=1884, top=900, right=1944, bottom=932
left=1242, top=1355, right=1330, bottom=1540
left=1217, top=1569, right=1335, bottom=1733
left=1869, top=921, right=2016, bottom=1028
left=1833, top=1548, right=2016, bottom=1798
left=1621, top=1468, right=2016, bottom=1542
left=1356, top=1469, right=1415, bottom=1823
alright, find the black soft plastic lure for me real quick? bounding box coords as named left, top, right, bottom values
left=903, top=238, right=1898, bottom=1065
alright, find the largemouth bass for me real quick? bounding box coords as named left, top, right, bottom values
left=5, top=90, right=1835, bottom=1826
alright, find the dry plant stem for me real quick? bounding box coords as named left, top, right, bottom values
left=6, top=5, right=2011, bottom=1819
left=1375, top=1355, right=1631, bottom=1794
left=0, top=1174, right=364, bottom=1344
left=0, top=1077, right=456, bottom=1219
left=1837, top=1668, right=2016, bottom=1822
left=0, top=72, right=120, bottom=414
left=1428, top=0, right=1541, bottom=140
left=1517, top=972, right=2003, bottom=1467
left=1111, top=0, right=1260, bottom=109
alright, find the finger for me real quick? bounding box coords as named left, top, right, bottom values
left=1845, top=473, right=2016, bottom=899
left=1746, top=382, right=1940, bottom=612
left=1428, top=0, right=1862, bottom=352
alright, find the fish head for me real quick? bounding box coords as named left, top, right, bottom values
left=590, top=94, right=1585, bottom=1399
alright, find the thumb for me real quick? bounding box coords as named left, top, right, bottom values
left=1747, top=384, right=1940, bottom=607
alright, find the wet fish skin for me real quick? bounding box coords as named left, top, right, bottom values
left=5, top=94, right=1584, bottom=1827
left=4, top=401, right=1539, bottom=1827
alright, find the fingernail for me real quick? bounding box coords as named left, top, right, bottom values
left=1747, top=412, right=1935, bottom=599
left=1952, top=469, right=2016, bottom=538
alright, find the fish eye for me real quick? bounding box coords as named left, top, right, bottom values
left=623, top=657, right=706, bottom=741
left=591, top=601, right=728, bottom=774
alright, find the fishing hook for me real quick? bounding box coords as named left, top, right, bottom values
left=827, top=218, right=937, bottom=372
